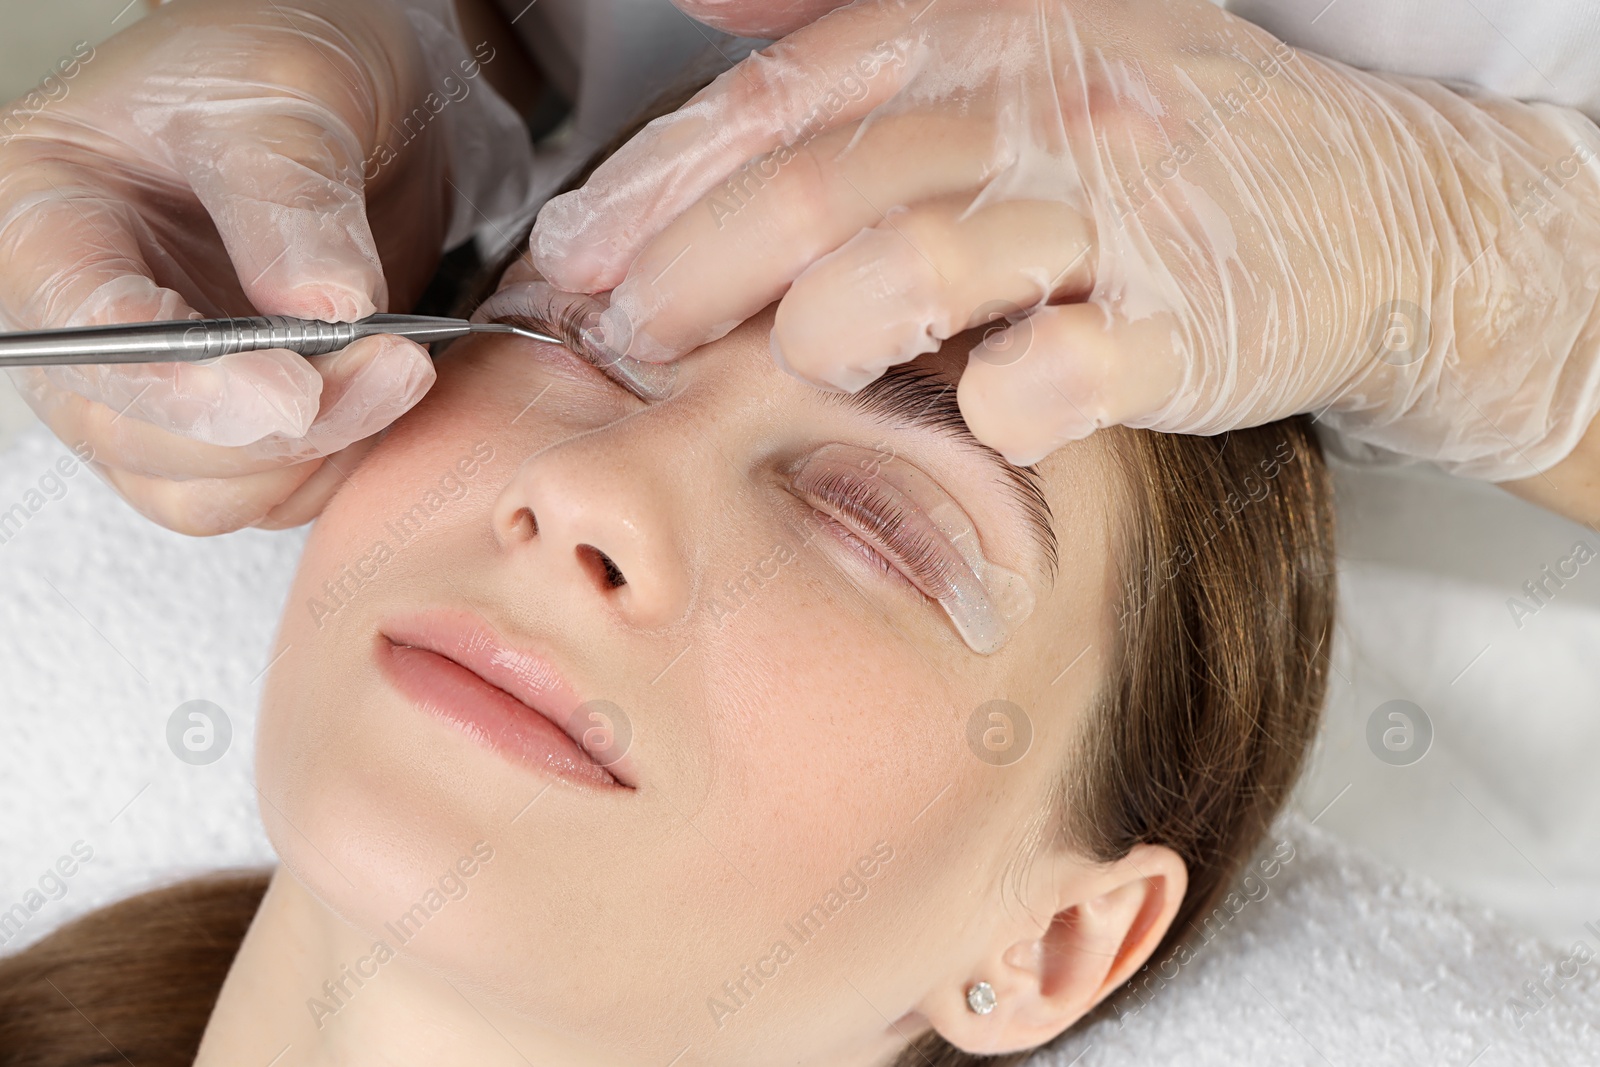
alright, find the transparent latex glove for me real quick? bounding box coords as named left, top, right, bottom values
left=0, top=0, right=527, bottom=534
left=532, top=0, right=1600, bottom=480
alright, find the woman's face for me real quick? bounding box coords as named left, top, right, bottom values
left=257, top=260, right=1133, bottom=1064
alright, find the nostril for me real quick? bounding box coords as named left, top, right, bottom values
left=510, top=507, right=538, bottom=539
left=577, top=543, right=627, bottom=589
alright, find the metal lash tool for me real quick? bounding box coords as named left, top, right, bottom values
left=0, top=313, right=562, bottom=367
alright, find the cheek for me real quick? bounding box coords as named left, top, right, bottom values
left=647, top=564, right=1056, bottom=1044
left=256, top=363, right=525, bottom=887
left=686, top=545, right=996, bottom=898
left=676, top=494, right=1046, bottom=890
left=706, top=603, right=964, bottom=815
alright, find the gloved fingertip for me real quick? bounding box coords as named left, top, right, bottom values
left=981, top=415, right=1095, bottom=467
left=769, top=330, right=853, bottom=394
left=527, top=241, right=594, bottom=294
left=530, top=196, right=613, bottom=292
left=958, top=360, right=1102, bottom=467
left=344, top=335, right=436, bottom=410
left=305, top=336, right=435, bottom=451
left=70, top=274, right=197, bottom=328
left=599, top=304, right=678, bottom=363
left=154, top=349, right=324, bottom=447
left=996, top=439, right=1060, bottom=467
left=972, top=326, right=1037, bottom=371
left=379, top=337, right=441, bottom=409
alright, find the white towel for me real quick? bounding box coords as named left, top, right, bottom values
left=1032, top=816, right=1600, bottom=1066
left=0, top=425, right=293, bottom=953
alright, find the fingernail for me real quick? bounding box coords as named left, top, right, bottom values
left=593, top=305, right=633, bottom=359
left=73, top=274, right=192, bottom=328
left=190, top=351, right=322, bottom=446
left=286, top=282, right=378, bottom=323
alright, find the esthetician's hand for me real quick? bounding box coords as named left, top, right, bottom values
left=533, top=0, right=1600, bottom=481
left=0, top=0, right=529, bottom=534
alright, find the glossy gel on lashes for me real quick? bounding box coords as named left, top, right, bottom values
left=472, top=281, right=676, bottom=401
left=795, top=444, right=1036, bottom=655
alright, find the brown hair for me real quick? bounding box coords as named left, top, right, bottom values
left=0, top=871, right=269, bottom=1065
left=0, top=74, right=1334, bottom=1067
left=895, top=420, right=1333, bottom=1067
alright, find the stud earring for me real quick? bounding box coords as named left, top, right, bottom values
left=965, top=981, right=997, bottom=1015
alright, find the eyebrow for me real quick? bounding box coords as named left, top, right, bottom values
left=819, top=365, right=1060, bottom=583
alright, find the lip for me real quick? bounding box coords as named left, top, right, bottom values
left=375, top=610, right=636, bottom=791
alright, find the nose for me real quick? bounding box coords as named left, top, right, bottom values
left=491, top=434, right=693, bottom=629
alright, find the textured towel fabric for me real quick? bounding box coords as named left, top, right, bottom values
left=0, top=425, right=295, bottom=955
left=1, top=425, right=1597, bottom=1063
left=1031, top=817, right=1600, bottom=1066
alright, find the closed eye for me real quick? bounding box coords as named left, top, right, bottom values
left=796, top=471, right=961, bottom=601
left=473, top=279, right=681, bottom=401
left=489, top=312, right=631, bottom=394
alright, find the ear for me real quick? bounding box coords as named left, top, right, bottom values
left=919, top=844, right=1187, bottom=1056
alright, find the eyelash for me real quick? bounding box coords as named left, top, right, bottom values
left=800, top=468, right=959, bottom=599
left=491, top=309, right=632, bottom=393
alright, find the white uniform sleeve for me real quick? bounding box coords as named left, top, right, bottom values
left=1223, top=0, right=1600, bottom=122
left=390, top=0, right=539, bottom=249
left=488, top=0, right=763, bottom=254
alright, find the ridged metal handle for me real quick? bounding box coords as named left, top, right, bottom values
left=187, top=316, right=358, bottom=360
left=0, top=313, right=488, bottom=367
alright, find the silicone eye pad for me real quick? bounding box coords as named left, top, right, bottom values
left=794, top=443, right=1037, bottom=654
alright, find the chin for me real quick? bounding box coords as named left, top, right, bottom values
left=254, top=671, right=501, bottom=925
